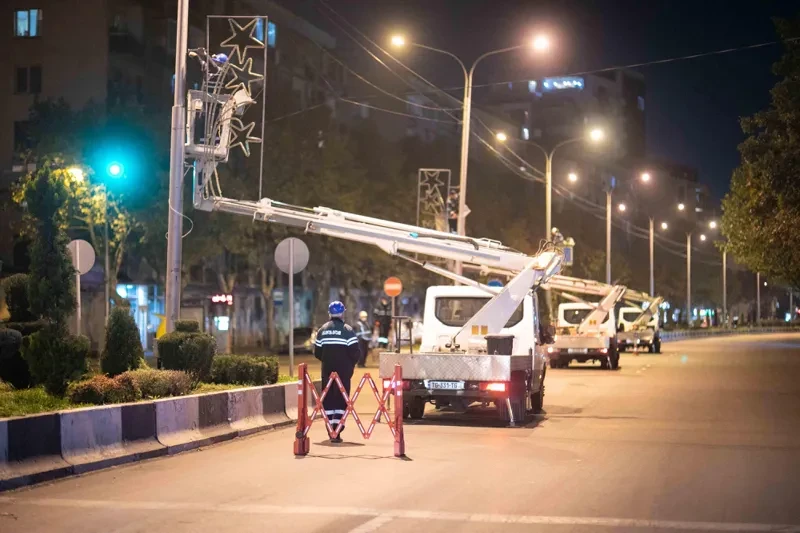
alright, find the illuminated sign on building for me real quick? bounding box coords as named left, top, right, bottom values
left=541, top=77, right=584, bottom=91
left=212, top=294, right=233, bottom=305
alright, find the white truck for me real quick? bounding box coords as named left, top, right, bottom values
left=617, top=291, right=663, bottom=353
left=544, top=276, right=627, bottom=370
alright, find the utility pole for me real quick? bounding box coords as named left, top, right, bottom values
left=722, top=249, right=727, bottom=327
left=605, top=190, right=612, bottom=285
left=165, top=0, right=190, bottom=333
left=454, top=70, right=472, bottom=277
left=756, top=272, right=761, bottom=324
left=649, top=217, right=654, bottom=297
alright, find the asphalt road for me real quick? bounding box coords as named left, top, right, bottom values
left=2, top=333, right=800, bottom=533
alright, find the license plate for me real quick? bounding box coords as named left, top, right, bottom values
left=424, top=380, right=465, bottom=390
left=568, top=348, right=588, bottom=354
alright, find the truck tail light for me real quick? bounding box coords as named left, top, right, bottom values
left=480, top=382, right=507, bottom=392
left=600, top=348, right=608, bottom=354
left=547, top=346, right=556, bottom=353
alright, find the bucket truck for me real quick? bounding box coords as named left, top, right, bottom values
left=543, top=276, right=627, bottom=370
left=617, top=290, right=663, bottom=353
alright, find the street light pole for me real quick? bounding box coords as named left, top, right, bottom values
left=686, top=232, right=692, bottom=326
left=103, top=184, right=110, bottom=323
left=606, top=190, right=612, bottom=285
left=722, top=248, right=727, bottom=327
left=649, top=217, right=654, bottom=297
left=756, top=272, right=761, bottom=324
left=165, top=0, right=190, bottom=333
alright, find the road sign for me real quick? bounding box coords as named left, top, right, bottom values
left=487, top=279, right=504, bottom=288
left=274, top=237, right=309, bottom=378
left=67, top=239, right=95, bottom=275
left=384, top=277, right=403, bottom=297
left=274, top=237, right=309, bottom=274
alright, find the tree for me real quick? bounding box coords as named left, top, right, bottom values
left=22, top=162, right=76, bottom=326
left=722, top=18, right=800, bottom=290
left=102, top=305, right=145, bottom=376
left=575, top=247, right=632, bottom=286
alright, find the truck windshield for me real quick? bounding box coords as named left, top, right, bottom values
left=434, top=297, right=523, bottom=328
left=621, top=310, right=642, bottom=323
left=562, top=308, right=592, bottom=325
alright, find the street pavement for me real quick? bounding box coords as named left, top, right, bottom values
left=2, top=333, right=800, bottom=532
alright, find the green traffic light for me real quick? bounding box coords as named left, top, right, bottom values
left=107, top=162, right=124, bottom=177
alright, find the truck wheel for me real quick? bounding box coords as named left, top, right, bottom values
left=549, top=357, right=561, bottom=369
left=600, top=356, right=610, bottom=370
left=530, top=371, right=545, bottom=414
left=408, top=398, right=425, bottom=420
left=610, top=349, right=620, bottom=370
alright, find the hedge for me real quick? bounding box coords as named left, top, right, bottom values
left=102, top=307, right=145, bottom=376
left=175, top=320, right=200, bottom=333
left=211, top=355, right=279, bottom=386
left=24, top=325, right=89, bottom=396
left=157, top=321, right=216, bottom=381
left=122, top=368, right=193, bottom=399
left=0, top=328, right=30, bottom=389
left=66, top=369, right=194, bottom=405
left=0, top=319, right=48, bottom=337
left=1, top=273, right=34, bottom=322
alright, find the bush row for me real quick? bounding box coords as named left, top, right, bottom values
left=67, top=368, right=193, bottom=405
left=157, top=322, right=216, bottom=381
left=211, top=355, right=279, bottom=386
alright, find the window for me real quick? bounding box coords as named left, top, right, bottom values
left=434, top=297, right=523, bottom=328
left=528, top=80, right=537, bottom=93
left=562, top=308, right=591, bottom=325
left=254, top=19, right=276, bottom=48
left=15, top=9, right=41, bottom=37
left=522, top=127, right=530, bottom=141
left=15, top=66, right=41, bottom=94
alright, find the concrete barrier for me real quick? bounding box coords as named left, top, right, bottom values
left=155, top=395, right=202, bottom=454
left=284, top=380, right=321, bottom=421
left=262, top=384, right=290, bottom=426
left=60, top=406, right=127, bottom=474
left=228, top=387, right=267, bottom=436
left=120, top=403, right=166, bottom=461
left=0, top=413, right=72, bottom=491
left=198, top=391, right=237, bottom=443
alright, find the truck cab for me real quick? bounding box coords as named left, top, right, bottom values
left=617, top=306, right=661, bottom=353
left=382, top=285, right=549, bottom=422
left=548, top=302, right=619, bottom=369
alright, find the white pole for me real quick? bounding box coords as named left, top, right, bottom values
left=790, top=290, right=794, bottom=324
left=686, top=233, right=692, bottom=327
left=76, top=244, right=82, bottom=336
left=104, top=185, right=110, bottom=323
left=756, top=272, right=761, bottom=324
left=545, top=154, right=552, bottom=243
left=455, top=70, right=473, bottom=277
left=722, top=249, right=727, bottom=327
left=165, top=0, right=189, bottom=333
left=289, top=239, right=295, bottom=378
left=605, top=190, right=611, bottom=285
left=649, top=217, right=654, bottom=297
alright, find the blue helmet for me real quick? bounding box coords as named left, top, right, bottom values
left=328, top=300, right=345, bottom=317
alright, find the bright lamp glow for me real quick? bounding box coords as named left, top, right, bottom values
left=568, top=172, right=578, bottom=183
left=532, top=35, right=550, bottom=52
left=700, top=234, right=707, bottom=241
left=640, top=172, right=651, bottom=183
left=390, top=35, right=406, bottom=47
left=660, top=222, right=668, bottom=230
left=589, top=128, right=605, bottom=142
left=618, top=203, right=627, bottom=212
left=495, top=131, right=508, bottom=142
left=107, top=162, right=124, bottom=177
left=709, top=220, right=717, bottom=229
left=677, top=203, right=685, bottom=211
left=67, top=167, right=84, bottom=182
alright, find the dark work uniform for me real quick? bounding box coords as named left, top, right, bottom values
left=314, top=318, right=361, bottom=435
left=355, top=318, right=372, bottom=367
left=373, top=301, right=392, bottom=348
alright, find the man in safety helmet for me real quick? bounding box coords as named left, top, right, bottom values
left=314, top=301, right=361, bottom=443
left=355, top=310, right=372, bottom=368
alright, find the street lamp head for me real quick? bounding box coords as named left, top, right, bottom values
left=107, top=162, right=124, bottom=178
left=660, top=221, right=668, bottom=230
left=568, top=172, right=578, bottom=183
left=67, top=167, right=84, bottom=183
left=640, top=172, right=651, bottom=183
left=390, top=35, right=406, bottom=47
left=532, top=34, right=550, bottom=52
left=589, top=128, right=605, bottom=142
left=618, top=203, right=627, bottom=212
left=709, top=220, right=718, bottom=229
left=677, top=203, right=686, bottom=211
left=700, top=234, right=707, bottom=241
left=495, top=131, right=508, bottom=142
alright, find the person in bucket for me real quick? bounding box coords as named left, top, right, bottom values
left=314, top=301, right=361, bottom=443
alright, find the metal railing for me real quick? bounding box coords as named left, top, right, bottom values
left=661, top=326, right=800, bottom=342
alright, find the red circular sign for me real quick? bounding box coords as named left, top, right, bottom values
left=384, top=276, right=403, bottom=297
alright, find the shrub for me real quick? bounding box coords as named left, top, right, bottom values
left=121, top=368, right=193, bottom=399
left=175, top=320, right=199, bottom=333
left=1, top=319, right=48, bottom=336
left=158, top=329, right=216, bottom=381
left=67, top=373, right=142, bottom=405
left=0, top=380, right=13, bottom=393
left=102, top=307, right=145, bottom=376
left=0, top=328, right=32, bottom=388
left=2, top=274, right=34, bottom=322
left=211, top=355, right=279, bottom=386
left=24, top=325, right=89, bottom=396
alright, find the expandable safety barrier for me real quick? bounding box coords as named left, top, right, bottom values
left=293, top=363, right=405, bottom=457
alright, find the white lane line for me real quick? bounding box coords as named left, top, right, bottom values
left=349, top=515, right=394, bottom=532
left=1, top=497, right=798, bottom=531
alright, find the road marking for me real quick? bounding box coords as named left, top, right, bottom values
left=349, top=515, right=395, bottom=532
left=1, top=497, right=798, bottom=531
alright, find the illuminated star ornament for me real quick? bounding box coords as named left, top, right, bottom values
left=229, top=119, right=262, bottom=157
left=225, top=57, right=264, bottom=97
left=220, top=18, right=264, bottom=64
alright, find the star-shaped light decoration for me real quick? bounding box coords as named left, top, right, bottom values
left=225, top=57, right=264, bottom=97
left=220, top=18, right=264, bottom=64
left=229, top=119, right=262, bottom=157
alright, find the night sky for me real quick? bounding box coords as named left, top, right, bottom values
left=285, top=0, right=799, bottom=200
